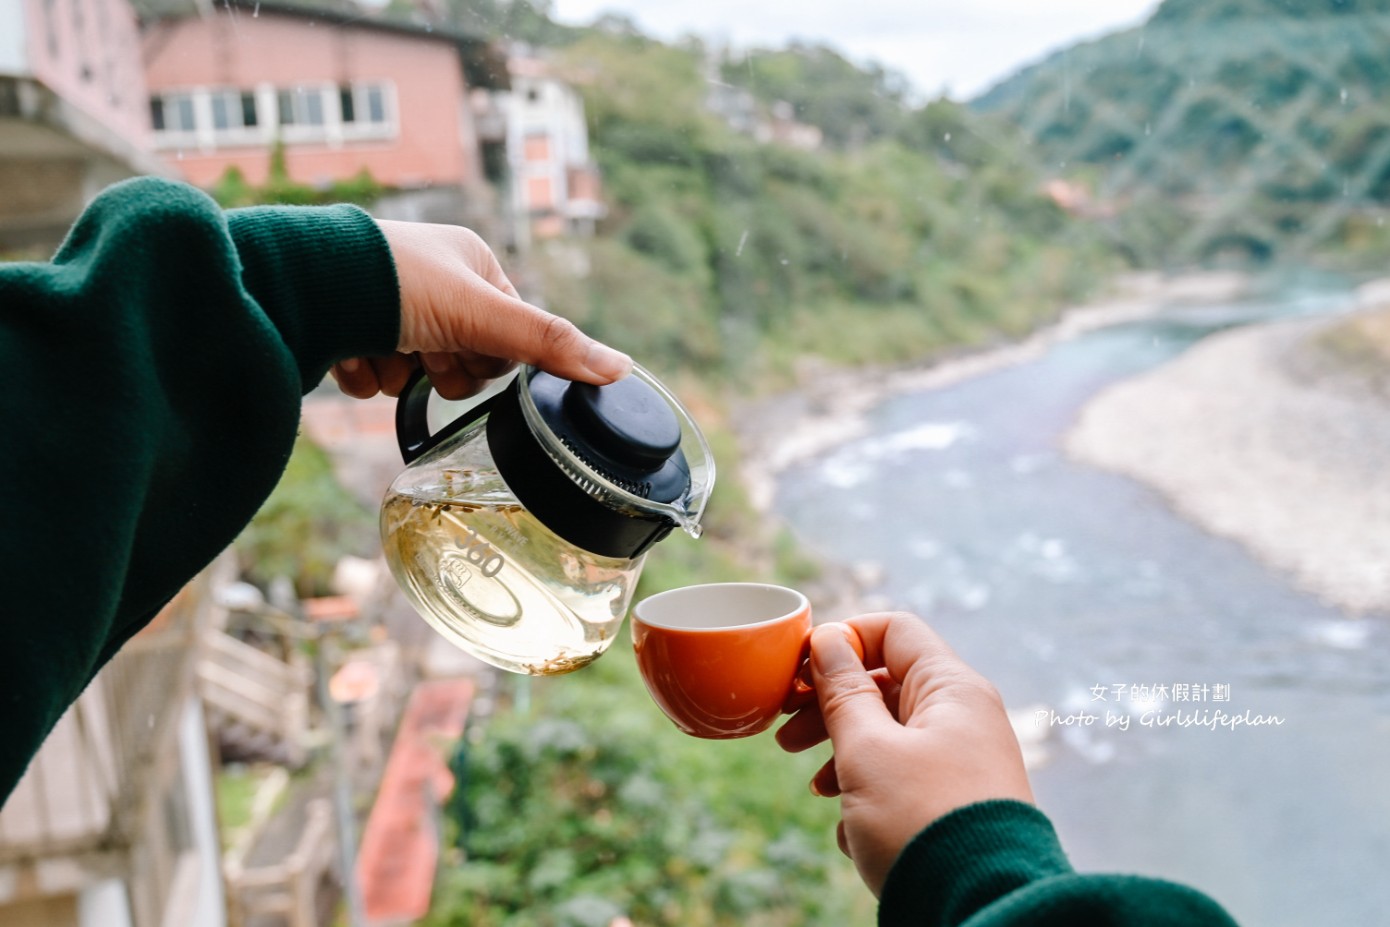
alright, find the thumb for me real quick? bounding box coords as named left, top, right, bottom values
left=811, top=623, right=894, bottom=745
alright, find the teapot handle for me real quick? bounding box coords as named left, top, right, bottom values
left=395, top=367, right=505, bottom=464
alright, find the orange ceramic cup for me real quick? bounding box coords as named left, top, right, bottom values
left=631, top=583, right=812, bottom=739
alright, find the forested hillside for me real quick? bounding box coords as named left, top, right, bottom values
left=976, top=0, right=1390, bottom=266
left=526, top=30, right=1116, bottom=383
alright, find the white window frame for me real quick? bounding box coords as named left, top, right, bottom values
left=340, top=80, right=397, bottom=141
left=150, top=91, right=198, bottom=148
left=208, top=87, right=264, bottom=148
left=149, top=80, right=397, bottom=152
left=276, top=83, right=331, bottom=143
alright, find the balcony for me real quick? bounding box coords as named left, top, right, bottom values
left=0, top=558, right=230, bottom=926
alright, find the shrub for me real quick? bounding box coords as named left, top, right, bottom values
left=426, top=641, right=872, bottom=927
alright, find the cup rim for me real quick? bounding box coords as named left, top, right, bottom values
left=632, top=582, right=809, bottom=632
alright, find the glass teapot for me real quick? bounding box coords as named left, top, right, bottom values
left=381, top=363, right=714, bottom=676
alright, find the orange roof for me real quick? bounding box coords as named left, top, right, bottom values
left=356, top=679, right=474, bottom=924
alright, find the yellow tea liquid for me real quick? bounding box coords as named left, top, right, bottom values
left=381, top=488, right=636, bottom=676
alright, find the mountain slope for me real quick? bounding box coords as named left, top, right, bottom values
left=976, top=0, right=1390, bottom=264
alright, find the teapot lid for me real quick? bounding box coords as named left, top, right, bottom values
left=485, top=364, right=714, bottom=559
left=528, top=371, right=688, bottom=504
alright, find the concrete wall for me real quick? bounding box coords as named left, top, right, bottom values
left=0, top=0, right=159, bottom=251
left=20, top=0, right=151, bottom=150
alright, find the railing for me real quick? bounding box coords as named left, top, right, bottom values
left=0, top=558, right=224, bottom=863
left=225, top=798, right=337, bottom=927
left=197, top=630, right=312, bottom=769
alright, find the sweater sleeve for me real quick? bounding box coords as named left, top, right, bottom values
left=0, top=176, right=400, bottom=801
left=878, top=801, right=1240, bottom=927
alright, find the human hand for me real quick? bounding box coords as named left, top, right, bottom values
left=776, top=613, right=1034, bottom=896
left=331, top=220, right=632, bottom=399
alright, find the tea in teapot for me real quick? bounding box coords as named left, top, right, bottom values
left=381, top=364, right=713, bottom=676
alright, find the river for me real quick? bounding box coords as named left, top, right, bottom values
left=773, top=278, right=1390, bottom=926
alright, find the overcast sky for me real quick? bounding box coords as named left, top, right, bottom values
left=548, top=0, right=1162, bottom=101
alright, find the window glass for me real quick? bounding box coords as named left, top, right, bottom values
left=152, top=93, right=195, bottom=133
left=365, top=84, right=386, bottom=124
left=210, top=93, right=233, bottom=131
left=276, top=89, right=294, bottom=126
left=173, top=97, right=194, bottom=132
left=240, top=92, right=258, bottom=128
left=302, top=89, right=324, bottom=126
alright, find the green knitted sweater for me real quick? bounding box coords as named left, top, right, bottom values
left=0, top=178, right=1239, bottom=926
left=0, top=176, right=401, bottom=798
left=878, top=801, right=1239, bottom=925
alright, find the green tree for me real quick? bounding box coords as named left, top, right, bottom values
left=233, top=435, right=375, bottom=597
left=721, top=43, right=912, bottom=149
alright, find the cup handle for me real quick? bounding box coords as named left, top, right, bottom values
left=784, top=633, right=818, bottom=713
left=783, top=624, right=867, bottom=714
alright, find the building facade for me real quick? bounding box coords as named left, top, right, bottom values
left=501, top=47, right=604, bottom=245
left=0, top=0, right=166, bottom=250
left=0, top=567, right=229, bottom=927
left=141, top=1, right=506, bottom=227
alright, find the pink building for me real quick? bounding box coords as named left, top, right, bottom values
left=141, top=0, right=507, bottom=223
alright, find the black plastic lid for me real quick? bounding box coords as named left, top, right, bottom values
left=394, top=367, right=701, bottom=559
left=486, top=371, right=693, bottom=559
left=528, top=372, right=690, bottom=504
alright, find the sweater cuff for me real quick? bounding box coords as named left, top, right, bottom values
left=226, top=202, right=400, bottom=391
left=878, top=800, right=1073, bottom=927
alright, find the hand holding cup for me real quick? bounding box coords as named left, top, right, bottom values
left=775, top=612, right=1036, bottom=896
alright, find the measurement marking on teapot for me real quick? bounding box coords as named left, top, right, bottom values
left=437, top=552, right=523, bottom=628
left=453, top=523, right=505, bottom=578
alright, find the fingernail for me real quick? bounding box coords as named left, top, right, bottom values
left=812, top=623, right=861, bottom=673
left=339, top=357, right=360, bottom=373
left=584, top=342, right=633, bottom=381
left=809, top=778, right=824, bottom=797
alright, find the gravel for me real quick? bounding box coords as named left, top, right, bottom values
left=1065, top=311, right=1390, bottom=615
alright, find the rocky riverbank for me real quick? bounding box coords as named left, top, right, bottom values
left=732, top=270, right=1251, bottom=621
left=732, top=270, right=1250, bottom=516
left=1065, top=282, right=1390, bottom=615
